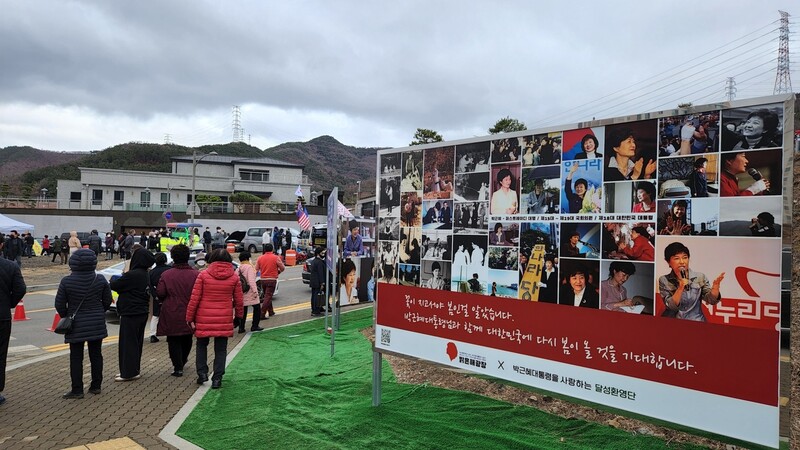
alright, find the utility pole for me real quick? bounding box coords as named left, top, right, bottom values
left=774, top=10, right=792, bottom=95
left=724, top=77, right=737, bottom=102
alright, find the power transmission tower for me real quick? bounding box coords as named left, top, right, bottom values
left=774, top=10, right=792, bottom=95
left=232, top=105, right=243, bottom=142
left=164, top=133, right=172, bottom=145
left=725, top=77, right=737, bottom=101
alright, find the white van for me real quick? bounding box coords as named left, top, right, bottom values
left=240, top=227, right=308, bottom=254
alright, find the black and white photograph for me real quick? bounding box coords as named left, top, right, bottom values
left=420, top=260, right=451, bottom=290
left=455, top=141, right=491, bottom=173
left=380, top=152, right=402, bottom=178
left=377, top=241, right=399, bottom=274
left=452, top=201, right=488, bottom=234
left=421, top=229, right=452, bottom=261
left=451, top=234, right=488, bottom=285
left=378, top=217, right=400, bottom=241
left=454, top=172, right=490, bottom=202
left=398, top=227, right=422, bottom=266
left=400, top=150, right=423, bottom=192
left=378, top=176, right=401, bottom=217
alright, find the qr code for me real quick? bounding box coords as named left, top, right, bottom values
left=380, top=328, right=391, bottom=346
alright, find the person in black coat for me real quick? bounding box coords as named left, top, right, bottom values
left=87, top=230, right=103, bottom=256
left=54, top=249, right=112, bottom=399
left=309, top=247, right=328, bottom=316
left=558, top=266, right=599, bottom=309
left=0, top=239, right=26, bottom=406
left=110, top=247, right=155, bottom=381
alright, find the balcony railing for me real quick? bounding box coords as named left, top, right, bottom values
left=0, top=198, right=303, bottom=214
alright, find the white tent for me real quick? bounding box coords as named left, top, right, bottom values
left=0, top=214, right=35, bottom=234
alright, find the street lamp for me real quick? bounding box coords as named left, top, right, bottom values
left=40, top=188, right=48, bottom=207
left=144, top=187, right=150, bottom=210
left=190, top=150, right=218, bottom=223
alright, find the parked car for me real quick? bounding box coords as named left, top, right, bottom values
left=96, top=254, right=278, bottom=315
left=240, top=227, right=310, bottom=254
left=302, top=256, right=313, bottom=286
left=225, top=231, right=246, bottom=252
left=60, top=231, right=91, bottom=246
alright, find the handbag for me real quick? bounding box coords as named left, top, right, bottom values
left=54, top=277, right=97, bottom=335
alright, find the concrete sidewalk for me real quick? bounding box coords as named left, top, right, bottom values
left=0, top=304, right=353, bottom=450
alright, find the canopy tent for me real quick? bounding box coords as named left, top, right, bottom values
left=0, top=214, right=35, bottom=234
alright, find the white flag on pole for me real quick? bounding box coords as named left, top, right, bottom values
left=337, top=200, right=354, bottom=218
left=295, top=185, right=304, bottom=197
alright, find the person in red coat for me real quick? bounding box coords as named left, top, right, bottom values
left=186, top=249, right=243, bottom=389
left=617, top=226, right=655, bottom=262
left=156, top=244, right=199, bottom=377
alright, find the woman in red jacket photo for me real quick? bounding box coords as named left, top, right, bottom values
left=186, top=249, right=243, bottom=389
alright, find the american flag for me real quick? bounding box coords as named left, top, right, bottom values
left=296, top=201, right=311, bottom=230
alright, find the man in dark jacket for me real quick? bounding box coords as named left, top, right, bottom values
left=0, top=239, right=26, bottom=405
left=309, top=247, right=327, bottom=316
left=87, top=230, right=103, bottom=256
left=202, top=227, right=212, bottom=253
left=4, top=231, right=24, bottom=267
left=110, top=248, right=155, bottom=381
left=23, top=233, right=34, bottom=258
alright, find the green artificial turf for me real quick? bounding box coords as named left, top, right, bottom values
left=177, top=307, right=708, bottom=449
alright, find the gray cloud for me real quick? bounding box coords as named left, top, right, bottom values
left=0, top=0, right=796, bottom=151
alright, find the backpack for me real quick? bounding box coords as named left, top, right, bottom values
left=239, top=270, right=250, bottom=293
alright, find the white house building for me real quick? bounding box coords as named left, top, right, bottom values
left=56, top=154, right=311, bottom=212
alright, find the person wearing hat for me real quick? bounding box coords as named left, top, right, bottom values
left=343, top=221, right=364, bottom=257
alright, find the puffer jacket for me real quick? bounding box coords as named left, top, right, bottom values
left=238, top=263, right=260, bottom=306
left=156, top=264, right=199, bottom=336
left=186, top=261, right=243, bottom=338
left=110, top=249, right=155, bottom=316
left=54, top=249, right=112, bottom=343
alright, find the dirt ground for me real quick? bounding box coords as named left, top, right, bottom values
left=19, top=251, right=123, bottom=287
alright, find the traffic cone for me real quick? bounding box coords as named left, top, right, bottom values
left=13, top=300, right=30, bottom=321
left=46, top=313, right=61, bottom=331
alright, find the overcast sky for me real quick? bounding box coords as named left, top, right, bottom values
left=0, top=1, right=797, bottom=152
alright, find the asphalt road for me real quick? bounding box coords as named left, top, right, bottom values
left=7, top=264, right=311, bottom=366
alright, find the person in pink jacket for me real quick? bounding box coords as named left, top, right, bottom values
left=186, top=249, right=243, bottom=389
left=236, top=251, right=262, bottom=333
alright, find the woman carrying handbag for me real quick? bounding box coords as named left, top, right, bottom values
left=54, top=249, right=113, bottom=399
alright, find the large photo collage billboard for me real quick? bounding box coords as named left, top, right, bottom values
left=373, top=96, right=792, bottom=447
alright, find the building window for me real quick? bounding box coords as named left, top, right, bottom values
left=92, top=189, right=103, bottom=206
left=140, top=190, right=151, bottom=208
left=160, top=193, right=170, bottom=209
left=240, top=170, right=270, bottom=182
left=113, top=191, right=124, bottom=207
left=70, top=192, right=81, bottom=202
